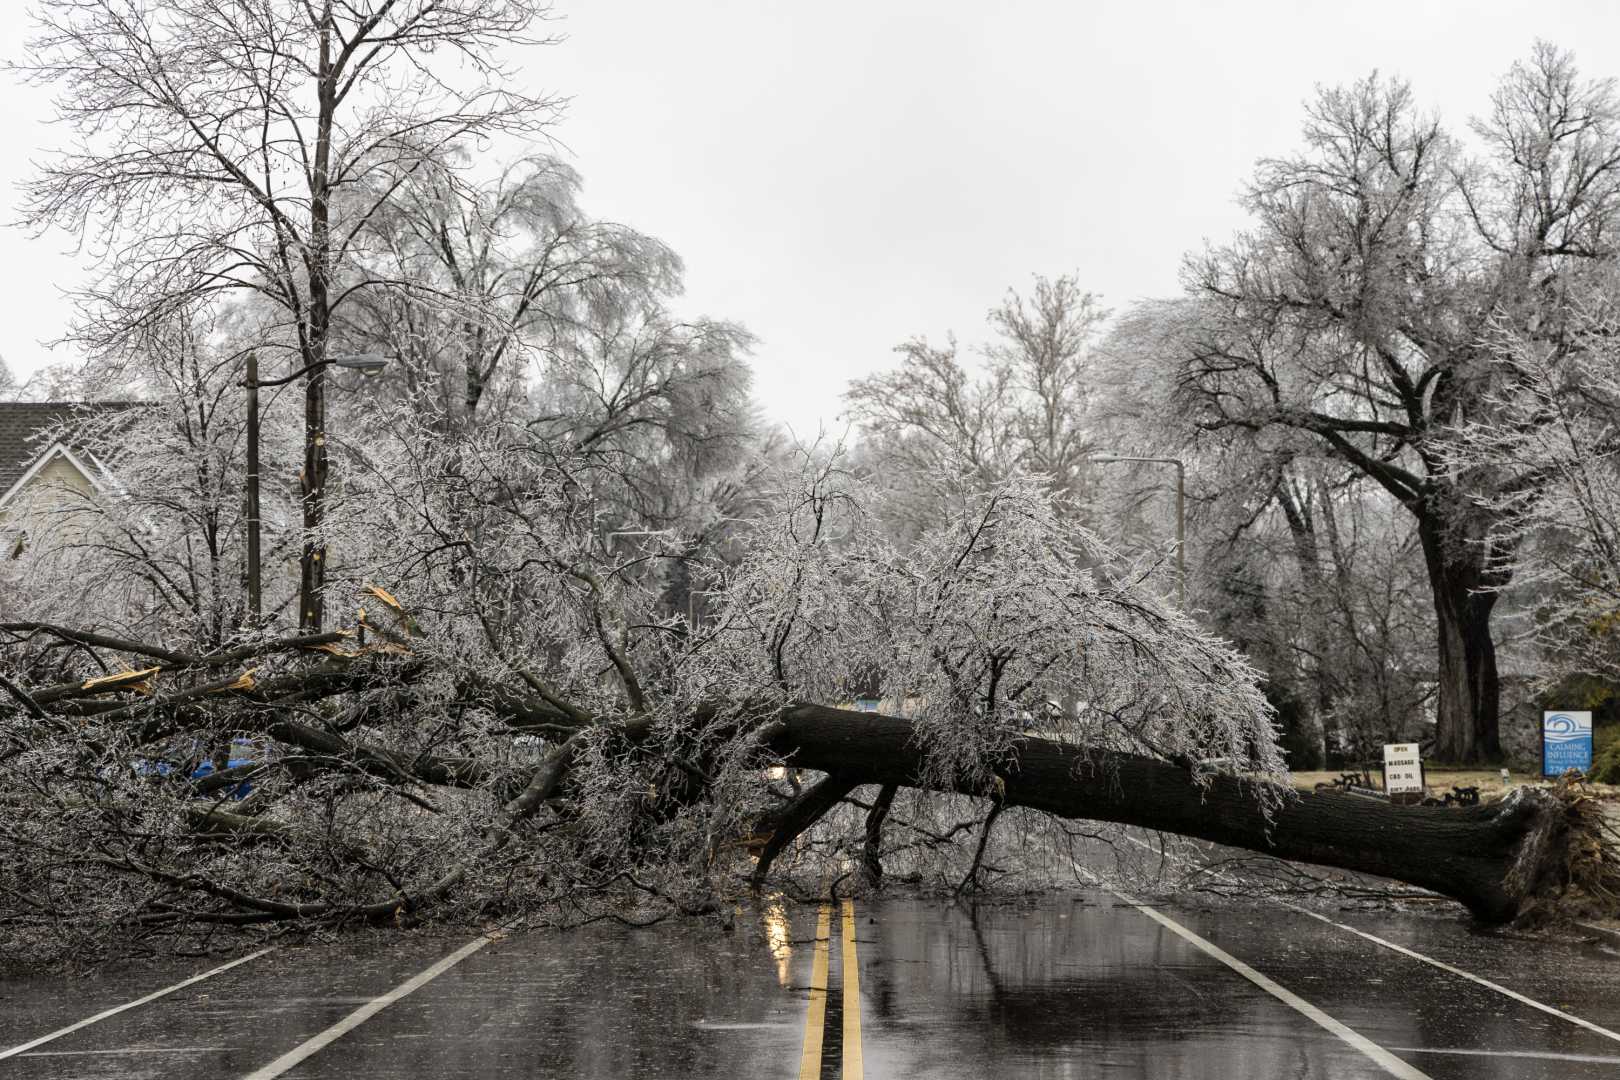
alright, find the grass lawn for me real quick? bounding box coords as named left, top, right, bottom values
left=1287, top=724, right=1620, bottom=799
left=1290, top=766, right=1620, bottom=801
left=1290, top=767, right=1534, bottom=798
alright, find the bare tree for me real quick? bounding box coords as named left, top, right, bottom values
left=7, top=17, right=1619, bottom=969
left=1199, top=461, right=1437, bottom=767
left=1445, top=288, right=1620, bottom=679
left=341, top=153, right=687, bottom=430
left=18, top=0, right=561, bottom=631
left=5, top=307, right=305, bottom=649
left=1102, top=302, right=1438, bottom=767
left=845, top=274, right=1108, bottom=541
left=335, top=145, right=760, bottom=602
left=1173, top=46, right=1620, bottom=762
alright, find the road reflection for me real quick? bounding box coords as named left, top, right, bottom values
left=8, top=892, right=1620, bottom=1079
left=859, top=897, right=1394, bottom=1078
left=763, top=900, right=793, bottom=988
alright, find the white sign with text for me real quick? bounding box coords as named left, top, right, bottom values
left=1382, top=742, right=1424, bottom=796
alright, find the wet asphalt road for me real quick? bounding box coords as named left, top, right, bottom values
left=4, top=885, right=1620, bottom=1077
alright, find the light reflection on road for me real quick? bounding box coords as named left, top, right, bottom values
left=763, top=899, right=793, bottom=987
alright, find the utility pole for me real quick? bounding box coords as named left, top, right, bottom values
left=1091, top=455, right=1186, bottom=608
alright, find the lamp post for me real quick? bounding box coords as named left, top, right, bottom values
left=1090, top=454, right=1185, bottom=608
left=243, top=352, right=390, bottom=630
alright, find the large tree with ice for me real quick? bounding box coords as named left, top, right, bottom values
left=1443, top=285, right=1620, bottom=678
left=1171, top=45, right=1620, bottom=763
left=17, top=0, right=559, bottom=631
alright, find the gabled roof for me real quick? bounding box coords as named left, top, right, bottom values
left=0, top=402, right=140, bottom=504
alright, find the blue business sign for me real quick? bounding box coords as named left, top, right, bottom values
left=1543, top=711, right=1594, bottom=776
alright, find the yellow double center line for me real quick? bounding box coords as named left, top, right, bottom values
left=841, top=901, right=863, bottom=1079
left=798, top=900, right=863, bottom=1079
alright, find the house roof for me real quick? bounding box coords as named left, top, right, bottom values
left=0, top=402, right=140, bottom=499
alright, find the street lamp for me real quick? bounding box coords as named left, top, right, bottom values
left=1090, top=454, right=1185, bottom=608
left=243, top=352, right=391, bottom=628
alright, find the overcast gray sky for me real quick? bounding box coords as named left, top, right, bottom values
left=4, top=1, right=1620, bottom=433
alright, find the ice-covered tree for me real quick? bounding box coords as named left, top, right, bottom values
left=1444, top=289, right=1620, bottom=678
left=0, top=357, right=18, bottom=402
left=4, top=434, right=1614, bottom=965
left=845, top=274, right=1108, bottom=543
left=1173, top=45, right=1620, bottom=762
left=18, top=0, right=560, bottom=631
left=3, top=308, right=305, bottom=648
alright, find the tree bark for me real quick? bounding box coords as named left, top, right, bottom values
left=862, top=783, right=899, bottom=886
left=299, top=7, right=337, bottom=633
left=1275, top=468, right=1334, bottom=766
left=772, top=705, right=1560, bottom=921
left=749, top=774, right=859, bottom=888
left=1418, top=516, right=1504, bottom=764
left=957, top=801, right=1005, bottom=894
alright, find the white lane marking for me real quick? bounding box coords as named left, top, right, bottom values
left=0, top=947, right=275, bottom=1061
left=240, top=936, right=493, bottom=1080
left=1289, top=906, right=1620, bottom=1045
left=1102, top=881, right=1433, bottom=1080
left=1117, top=832, right=1620, bottom=1046
left=19, top=1047, right=237, bottom=1057
left=1390, top=1046, right=1620, bottom=1064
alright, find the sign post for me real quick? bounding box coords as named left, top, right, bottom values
left=1542, top=711, right=1594, bottom=777
left=1382, top=743, right=1425, bottom=806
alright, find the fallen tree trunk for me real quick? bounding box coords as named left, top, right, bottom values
left=770, top=706, right=1607, bottom=922
left=4, top=623, right=1614, bottom=937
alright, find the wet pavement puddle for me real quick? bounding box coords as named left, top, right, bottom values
left=3, top=884, right=1620, bottom=1078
